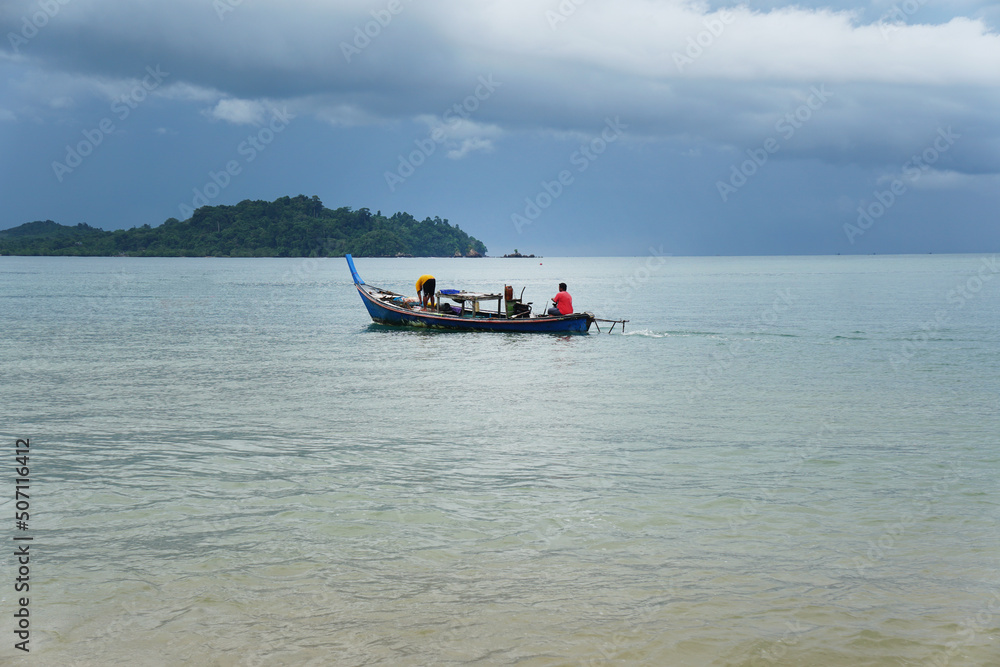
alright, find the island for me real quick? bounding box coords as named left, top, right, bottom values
left=0, top=195, right=488, bottom=258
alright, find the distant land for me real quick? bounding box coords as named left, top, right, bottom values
left=0, top=195, right=487, bottom=258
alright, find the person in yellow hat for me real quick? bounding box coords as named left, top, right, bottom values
left=415, top=274, right=436, bottom=308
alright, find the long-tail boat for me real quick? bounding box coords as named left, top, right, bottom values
left=347, top=254, right=626, bottom=333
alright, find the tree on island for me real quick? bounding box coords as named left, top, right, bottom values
left=0, top=196, right=488, bottom=258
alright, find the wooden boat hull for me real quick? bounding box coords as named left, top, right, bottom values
left=347, top=255, right=593, bottom=334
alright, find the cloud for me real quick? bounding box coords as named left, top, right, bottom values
left=208, top=98, right=268, bottom=125
left=6, top=1, right=999, bottom=87
left=413, top=114, right=502, bottom=159
left=47, top=96, right=74, bottom=109
left=304, top=99, right=385, bottom=127
left=417, top=115, right=499, bottom=138
left=447, top=137, right=494, bottom=160
left=1, top=0, right=999, bottom=173
left=904, top=169, right=1000, bottom=191
left=0, top=108, right=15, bottom=121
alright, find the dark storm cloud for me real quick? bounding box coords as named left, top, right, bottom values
left=5, top=0, right=998, bottom=163
left=2, top=0, right=998, bottom=254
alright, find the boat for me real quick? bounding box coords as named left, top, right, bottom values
left=346, top=254, right=625, bottom=333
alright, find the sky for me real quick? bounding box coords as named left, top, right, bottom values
left=1, top=0, right=998, bottom=256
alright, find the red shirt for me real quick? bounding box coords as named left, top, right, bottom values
left=553, top=291, right=573, bottom=315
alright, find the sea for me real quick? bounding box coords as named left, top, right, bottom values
left=1, top=254, right=998, bottom=666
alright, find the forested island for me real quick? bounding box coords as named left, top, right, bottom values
left=0, top=195, right=488, bottom=258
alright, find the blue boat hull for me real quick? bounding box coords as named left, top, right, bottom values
left=346, top=255, right=593, bottom=334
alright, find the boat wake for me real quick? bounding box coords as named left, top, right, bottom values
left=621, top=328, right=738, bottom=338
left=621, top=328, right=669, bottom=338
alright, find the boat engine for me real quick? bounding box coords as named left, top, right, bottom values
left=504, top=285, right=532, bottom=318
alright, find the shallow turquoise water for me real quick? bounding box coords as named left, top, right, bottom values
left=1, top=254, right=998, bottom=665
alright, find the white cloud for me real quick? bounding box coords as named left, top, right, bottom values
left=0, top=108, right=15, bottom=121
left=447, top=137, right=494, bottom=159
left=208, top=98, right=268, bottom=125
left=155, top=82, right=222, bottom=104
left=906, top=169, right=1000, bottom=191
left=416, top=115, right=501, bottom=141
left=309, top=101, right=384, bottom=127
left=415, top=115, right=502, bottom=159
left=432, top=1, right=1000, bottom=85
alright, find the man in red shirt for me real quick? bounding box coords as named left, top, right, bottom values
left=547, top=283, right=573, bottom=316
